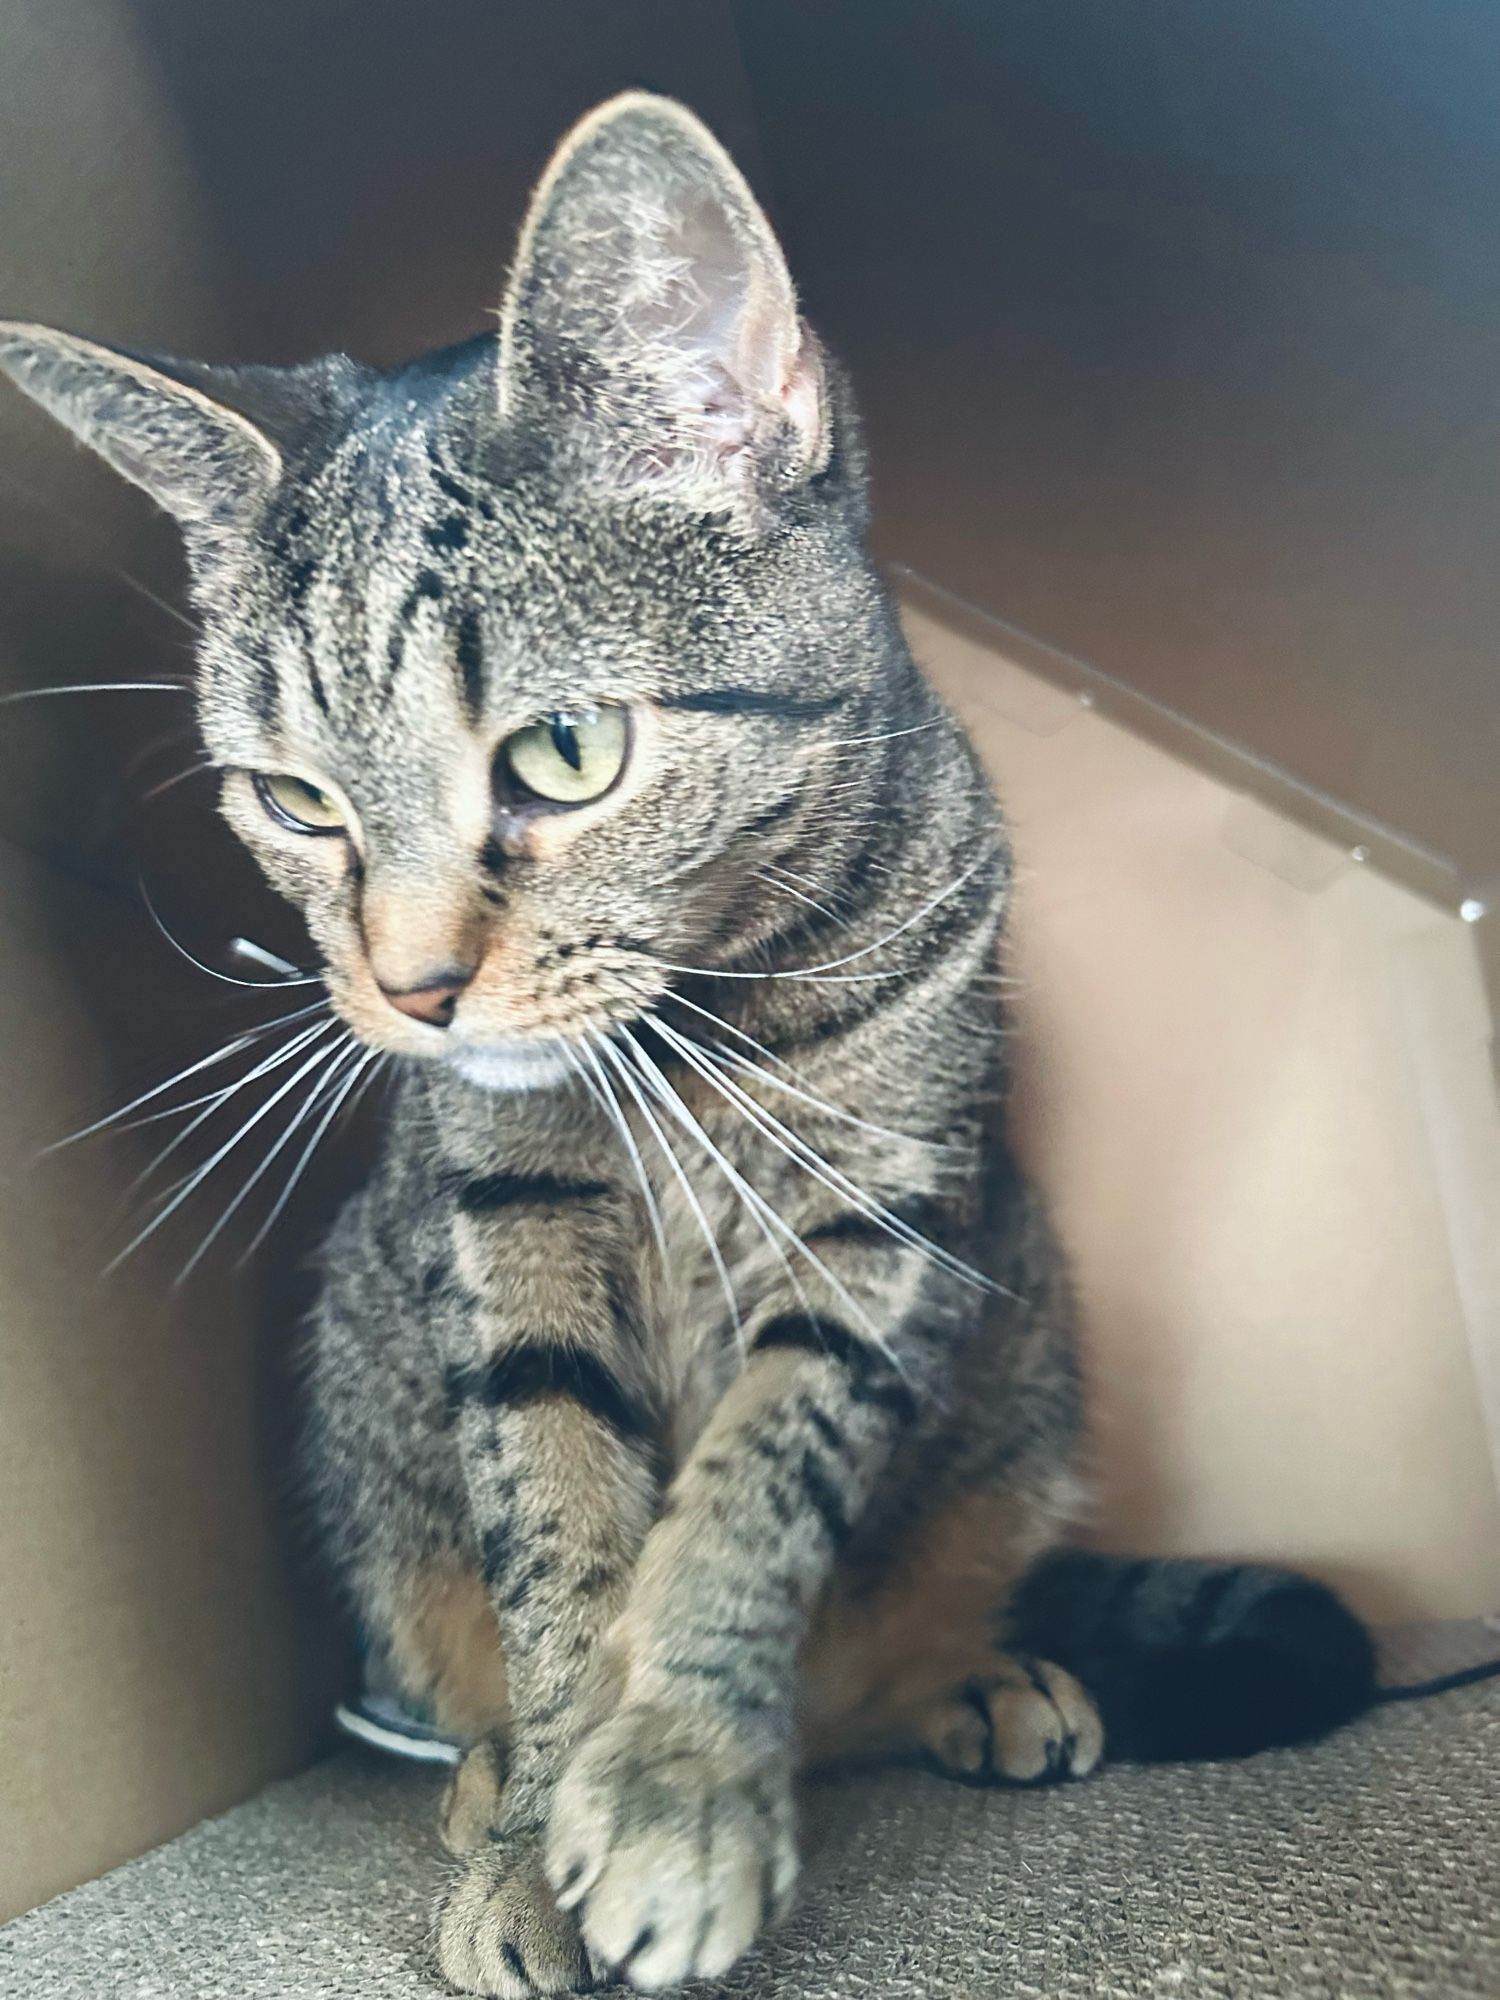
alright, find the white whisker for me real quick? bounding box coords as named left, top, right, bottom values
left=105, top=1023, right=345, bottom=1273
left=619, top=1027, right=895, bottom=1358
left=122, top=1016, right=339, bottom=1203
left=756, top=867, right=845, bottom=928
left=772, top=859, right=987, bottom=977
left=228, top=937, right=307, bottom=980
left=177, top=1032, right=358, bottom=1282
left=1, top=681, right=189, bottom=704
left=824, top=718, right=943, bottom=749
left=592, top=1030, right=743, bottom=1353
left=113, top=568, right=197, bottom=634
left=652, top=859, right=988, bottom=987
left=769, top=862, right=853, bottom=907
left=43, top=999, right=328, bottom=1153
left=664, top=990, right=955, bottom=1152
left=114, top=1058, right=315, bottom=1136
left=566, top=1039, right=668, bottom=1266
left=0, top=465, right=196, bottom=635
left=239, top=1046, right=386, bottom=1267
left=652, top=1016, right=1006, bottom=1302
left=141, top=883, right=324, bottom=989
left=651, top=959, right=898, bottom=989
left=616, top=1026, right=808, bottom=1346
left=141, top=757, right=216, bottom=802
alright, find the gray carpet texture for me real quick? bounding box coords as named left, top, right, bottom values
left=4, top=1641, right=1498, bottom=2000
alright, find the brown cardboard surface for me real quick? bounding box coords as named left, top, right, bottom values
left=910, top=600, right=1500, bottom=1622
left=0, top=842, right=326, bottom=1921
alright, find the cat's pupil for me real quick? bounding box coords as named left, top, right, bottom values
left=549, top=715, right=583, bottom=771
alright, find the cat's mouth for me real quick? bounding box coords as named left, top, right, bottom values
left=445, top=1035, right=578, bottom=1095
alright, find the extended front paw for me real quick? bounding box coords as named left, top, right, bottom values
left=545, top=1703, right=798, bottom=1990
left=436, top=1839, right=594, bottom=1997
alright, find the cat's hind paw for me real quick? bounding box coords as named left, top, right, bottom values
left=919, top=1653, right=1104, bottom=1786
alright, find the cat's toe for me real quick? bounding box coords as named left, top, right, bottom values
left=921, top=1654, right=1103, bottom=1786
left=436, top=1843, right=594, bottom=1996
left=546, top=1703, right=797, bottom=1991
left=441, top=1738, right=511, bottom=1860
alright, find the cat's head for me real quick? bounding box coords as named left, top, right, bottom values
left=0, top=94, right=895, bottom=1093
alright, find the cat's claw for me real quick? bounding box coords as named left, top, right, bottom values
left=546, top=1702, right=798, bottom=1991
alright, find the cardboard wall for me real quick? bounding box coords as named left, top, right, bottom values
left=909, top=596, right=1500, bottom=1622
left=0, top=843, right=323, bottom=1920
left=736, top=1, right=1500, bottom=924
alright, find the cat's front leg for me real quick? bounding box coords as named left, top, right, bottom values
left=432, top=1187, right=661, bottom=1999
left=547, top=1304, right=924, bottom=1990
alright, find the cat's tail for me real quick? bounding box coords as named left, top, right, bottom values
left=1007, top=1550, right=1378, bottom=1761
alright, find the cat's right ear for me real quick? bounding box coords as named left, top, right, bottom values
left=0, top=322, right=280, bottom=528
left=497, top=93, right=829, bottom=525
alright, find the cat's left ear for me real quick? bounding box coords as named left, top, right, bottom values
left=0, top=322, right=281, bottom=528
left=497, top=92, right=829, bottom=524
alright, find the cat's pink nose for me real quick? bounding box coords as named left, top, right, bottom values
left=378, top=967, right=473, bottom=1027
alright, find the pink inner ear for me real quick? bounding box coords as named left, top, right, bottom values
left=511, top=120, right=823, bottom=494
left=665, top=207, right=823, bottom=471
left=621, top=187, right=795, bottom=411
left=777, top=331, right=825, bottom=452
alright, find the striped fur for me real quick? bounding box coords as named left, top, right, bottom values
left=0, top=92, right=1373, bottom=1998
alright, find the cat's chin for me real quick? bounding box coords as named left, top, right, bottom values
left=446, top=1037, right=576, bottom=1095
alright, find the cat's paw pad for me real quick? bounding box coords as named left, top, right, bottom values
left=921, top=1655, right=1103, bottom=1785
left=545, top=1703, right=797, bottom=1991
left=441, top=1739, right=511, bottom=1860
left=436, top=1843, right=594, bottom=1996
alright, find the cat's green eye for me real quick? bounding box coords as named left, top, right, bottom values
left=500, top=705, right=629, bottom=806
left=254, top=770, right=347, bottom=834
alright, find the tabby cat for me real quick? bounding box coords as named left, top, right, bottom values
left=0, top=94, right=1375, bottom=1997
